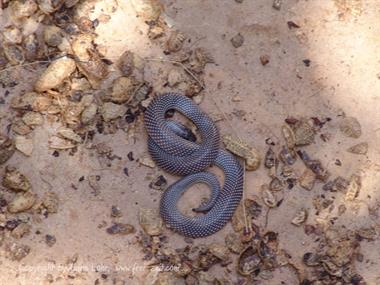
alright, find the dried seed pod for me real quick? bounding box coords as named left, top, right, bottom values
left=23, top=34, right=39, bottom=61
left=355, top=227, right=376, bottom=241
left=347, top=142, right=368, bottom=155
left=293, top=119, right=315, bottom=146
left=331, top=176, right=349, bottom=192
left=128, top=81, right=151, bottom=108
left=0, top=49, right=7, bottom=69
left=12, top=120, right=32, bottom=136
left=279, top=145, right=296, bottom=165
left=184, top=81, right=203, bottom=98
left=0, top=135, right=15, bottom=164
left=269, top=177, right=283, bottom=192
left=64, top=0, right=79, bottom=8
left=165, top=30, right=186, bottom=54
left=76, top=16, right=95, bottom=33
left=62, top=103, right=83, bottom=127
left=261, top=185, right=277, bottom=207
left=167, top=69, right=183, bottom=87
left=303, top=252, right=321, bottom=266
left=117, top=50, right=135, bottom=76
left=22, top=111, right=44, bottom=127
left=11, top=223, right=31, bottom=239
left=237, top=246, right=261, bottom=276
left=282, top=124, right=296, bottom=149
left=281, top=165, right=294, bottom=178
left=138, top=208, right=163, bottom=236
left=71, top=34, right=108, bottom=88
left=189, top=48, right=214, bottom=73
left=225, top=233, right=245, bottom=254
left=222, top=135, right=261, bottom=171
left=194, top=47, right=214, bottom=65
left=40, top=191, right=59, bottom=213
left=264, top=148, right=276, bottom=168
left=57, top=127, right=82, bottom=143
left=299, top=169, right=316, bottom=191
left=109, top=76, right=139, bottom=103
left=81, top=103, right=97, bottom=124
left=139, top=155, right=156, bottom=168
left=37, top=0, right=65, bottom=14
left=2, top=27, right=22, bottom=44
left=338, top=204, right=346, bottom=215
left=2, top=166, right=31, bottom=192
left=48, top=136, right=76, bottom=149
left=11, top=92, right=51, bottom=111
left=8, top=192, right=37, bottom=213
left=340, top=117, right=361, bottom=138
left=9, top=0, right=38, bottom=20
left=244, top=199, right=262, bottom=219
left=298, top=150, right=330, bottom=181
left=209, top=243, right=230, bottom=263
left=15, top=136, right=33, bottom=156
left=101, top=102, right=127, bottom=122
left=345, top=174, right=361, bottom=201
left=3, top=44, right=25, bottom=65
left=321, top=258, right=343, bottom=277
left=130, top=0, right=163, bottom=21
left=34, top=57, right=76, bottom=92
left=44, top=25, right=64, bottom=47
left=257, top=240, right=276, bottom=267
left=291, top=209, right=308, bottom=226
left=231, top=203, right=248, bottom=232
left=148, top=24, right=164, bottom=39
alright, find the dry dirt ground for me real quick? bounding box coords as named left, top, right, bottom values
left=0, top=0, right=380, bottom=284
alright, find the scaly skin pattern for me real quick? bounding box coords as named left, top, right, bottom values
left=144, top=93, right=244, bottom=238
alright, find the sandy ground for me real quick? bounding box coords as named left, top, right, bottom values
left=0, top=0, right=380, bottom=284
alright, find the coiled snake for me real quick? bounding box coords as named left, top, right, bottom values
left=144, top=93, right=244, bottom=238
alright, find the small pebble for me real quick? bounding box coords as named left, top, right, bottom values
left=11, top=223, right=31, bottom=239
left=272, top=0, right=282, bottom=10
left=231, top=33, right=244, bottom=48
left=106, top=223, right=135, bottom=235
left=303, top=59, right=311, bottom=67
left=45, top=234, right=56, bottom=247
left=127, top=151, right=134, bottom=161
left=7, top=243, right=30, bottom=261
left=287, top=21, right=300, bottom=29
left=149, top=175, right=167, bottom=191
left=260, top=55, right=270, bottom=66
left=6, top=219, right=20, bottom=231
left=111, top=205, right=122, bottom=217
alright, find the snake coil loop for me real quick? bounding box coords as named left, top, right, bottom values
left=144, top=93, right=244, bottom=238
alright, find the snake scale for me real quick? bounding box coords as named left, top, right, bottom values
left=144, top=93, right=244, bottom=238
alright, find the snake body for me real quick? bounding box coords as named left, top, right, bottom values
left=144, top=93, right=244, bottom=238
